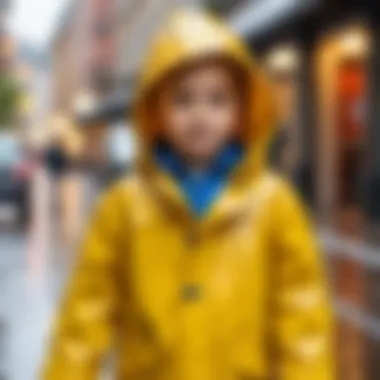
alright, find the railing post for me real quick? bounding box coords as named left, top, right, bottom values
left=364, top=9, right=380, bottom=377
left=295, top=26, right=318, bottom=207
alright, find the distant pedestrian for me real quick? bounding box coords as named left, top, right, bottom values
left=44, top=140, right=69, bottom=179
left=44, top=116, right=84, bottom=247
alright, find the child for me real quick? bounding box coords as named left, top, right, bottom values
left=42, top=10, right=334, bottom=380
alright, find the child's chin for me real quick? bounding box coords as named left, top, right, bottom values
left=185, top=147, right=218, bottom=162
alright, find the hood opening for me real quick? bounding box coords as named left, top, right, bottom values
left=132, top=9, right=277, bottom=165
left=140, top=54, right=252, bottom=144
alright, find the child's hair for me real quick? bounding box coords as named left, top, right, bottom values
left=143, top=53, right=252, bottom=140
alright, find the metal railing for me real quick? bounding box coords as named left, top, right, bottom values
left=321, top=228, right=380, bottom=340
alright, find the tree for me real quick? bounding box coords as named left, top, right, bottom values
left=0, top=75, right=21, bottom=128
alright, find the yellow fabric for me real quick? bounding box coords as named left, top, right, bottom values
left=42, top=9, right=335, bottom=380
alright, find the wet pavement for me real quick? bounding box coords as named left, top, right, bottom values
left=0, top=168, right=100, bottom=380
left=0, top=229, right=56, bottom=380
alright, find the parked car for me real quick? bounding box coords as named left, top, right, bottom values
left=0, top=134, right=33, bottom=224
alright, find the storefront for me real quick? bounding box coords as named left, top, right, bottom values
left=230, top=0, right=380, bottom=224
left=229, top=1, right=380, bottom=378
left=314, top=25, right=369, bottom=228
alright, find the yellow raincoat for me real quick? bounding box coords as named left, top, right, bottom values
left=42, top=10, right=334, bottom=380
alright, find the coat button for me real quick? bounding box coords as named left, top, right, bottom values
left=181, top=283, right=201, bottom=301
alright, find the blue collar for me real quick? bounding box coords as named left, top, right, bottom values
left=153, top=141, right=245, bottom=217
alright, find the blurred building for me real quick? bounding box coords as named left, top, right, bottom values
left=0, top=0, right=14, bottom=74
left=52, top=0, right=116, bottom=113
left=51, top=0, right=117, bottom=164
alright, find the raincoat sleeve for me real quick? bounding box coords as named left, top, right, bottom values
left=270, top=180, right=335, bottom=380
left=42, top=186, right=124, bottom=380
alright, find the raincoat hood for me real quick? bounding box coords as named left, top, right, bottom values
left=134, top=9, right=277, bottom=169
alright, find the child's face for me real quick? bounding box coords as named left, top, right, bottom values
left=157, top=62, right=241, bottom=163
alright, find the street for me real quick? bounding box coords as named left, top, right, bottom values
left=0, top=168, right=99, bottom=380
left=0, top=229, right=55, bottom=380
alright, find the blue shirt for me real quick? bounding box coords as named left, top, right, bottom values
left=154, top=141, right=244, bottom=217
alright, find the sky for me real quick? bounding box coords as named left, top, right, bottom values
left=8, top=0, right=71, bottom=49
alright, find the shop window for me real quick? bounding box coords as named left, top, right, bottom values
left=336, top=58, right=367, bottom=210
left=265, top=45, right=300, bottom=174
